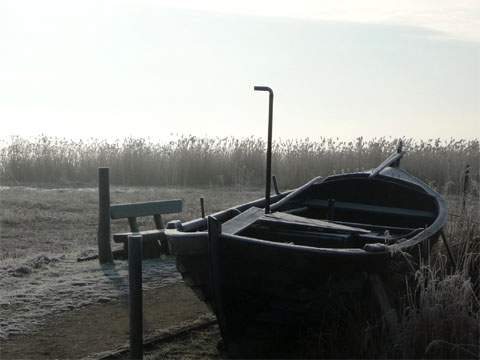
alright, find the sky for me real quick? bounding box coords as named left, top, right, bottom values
left=1, top=0, right=479, bottom=141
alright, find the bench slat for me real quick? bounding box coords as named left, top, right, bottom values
left=110, top=200, right=183, bottom=219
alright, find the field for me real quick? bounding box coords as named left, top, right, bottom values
left=1, top=136, right=479, bottom=358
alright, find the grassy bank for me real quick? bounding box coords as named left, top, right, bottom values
left=1, top=136, right=478, bottom=192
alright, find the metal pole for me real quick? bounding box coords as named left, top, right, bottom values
left=254, top=86, right=274, bottom=214
left=97, top=167, right=113, bottom=264
left=128, top=234, right=143, bottom=359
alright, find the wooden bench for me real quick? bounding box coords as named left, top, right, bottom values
left=110, top=200, right=183, bottom=258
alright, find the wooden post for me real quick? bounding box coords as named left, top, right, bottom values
left=207, top=217, right=229, bottom=346
left=153, top=214, right=164, bottom=229
left=392, top=139, right=403, bottom=167
left=128, top=217, right=140, bottom=232
left=200, top=197, right=205, bottom=218
left=98, top=167, right=113, bottom=264
left=128, top=234, right=143, bottom=360
left=272, top=175, right=280, bottom=195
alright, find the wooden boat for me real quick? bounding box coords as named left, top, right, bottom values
left=165, top=88, right=447, bottom=356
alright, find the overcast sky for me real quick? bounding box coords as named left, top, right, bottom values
left=1, top=1, right=479, bottom=141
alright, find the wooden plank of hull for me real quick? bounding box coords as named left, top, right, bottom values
left=179, top=231, right=387, bottom=305
left=207, top=217, right=230, bottom=347
left=167, top=231, right=207, bottom=255
left=212, top=235, right=385, bottom=356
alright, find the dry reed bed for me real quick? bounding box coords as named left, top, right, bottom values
left=388, top=194, right=480, bottom=359
left=1, top=136, right=478, bottom=191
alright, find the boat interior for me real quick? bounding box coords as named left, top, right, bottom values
left=223, top=177, right=439, bottom=250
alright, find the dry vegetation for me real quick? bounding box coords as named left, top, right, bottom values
left=387, top=194, right=479, bottom=359
left=1, top=136, right=478, bottom=192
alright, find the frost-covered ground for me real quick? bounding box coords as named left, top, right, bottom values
left=0, top=185, right=260, bottom=342
left=0, top=251, right=181, bottom=339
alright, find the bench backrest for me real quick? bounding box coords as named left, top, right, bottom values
left=110, top=199, right=183, bottom=232
left=110, top=200, right=183, bottom=219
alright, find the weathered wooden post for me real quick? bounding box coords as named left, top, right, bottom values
left=207, top=217, right=229, bottom=348
left=200, top=197, right=205, bottom=218
left=128, top=234, right=143, bottom=359
left=272, top=175, right=280, bottom=195
left=98, top=167, right=113, bottom=264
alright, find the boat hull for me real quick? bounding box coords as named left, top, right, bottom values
left=171, top=228, right=440, bottom=354
left=166, top=167, right=447, bottom=355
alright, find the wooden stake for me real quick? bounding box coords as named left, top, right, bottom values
left=128, top=234, right=143, bottom=359
left=200, top=197, right=205, bottom=218
left=207, top=217, right=229, bottom=346
left=97, top=167, right=113, bottom=264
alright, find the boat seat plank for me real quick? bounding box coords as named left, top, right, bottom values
left=306, top=199, right=434, bottom=219
left=222, top=207, right=265, bottom=235
left=261, top=212, right=371, bottom=234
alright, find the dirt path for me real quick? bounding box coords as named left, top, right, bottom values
left=0, top=284, right=211, bottom=359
